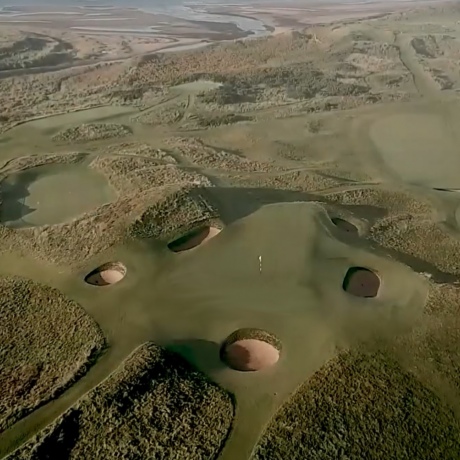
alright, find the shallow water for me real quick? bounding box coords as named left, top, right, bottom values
left=0, top=0, right=270, bottom=37
left=0, top=164, right=116, bottom=228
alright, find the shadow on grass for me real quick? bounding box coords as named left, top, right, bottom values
left=165, top=339, right=226, bottom=373
left=202, top=186, right=460, bottom=284
left=199, top=185, right=388, bottom=226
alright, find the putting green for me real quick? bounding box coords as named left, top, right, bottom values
left=0, top=164, right=116, bottom=228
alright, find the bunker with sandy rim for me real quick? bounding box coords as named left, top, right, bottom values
left=167, top=225, right=221, bottom=253
left=343, top=267, right=380, bottom=298
left=331, top=217, right=359, bottom=236
left=85, top=262, right=127, bottom=286
left=220, top=328, right=281, bottom=372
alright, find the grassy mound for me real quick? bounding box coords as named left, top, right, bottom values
left=0, top=276, right=105, bottom=432
left=8, top=343, right=234, bottom=460
left=252, top=351, right=460, bottom=460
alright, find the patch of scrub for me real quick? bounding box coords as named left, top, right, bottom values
left=172, top=80, right=223, bottom=93
left=128, top=187, right=220, bottom=241
left=0, top=164, right=116, bottom=228
left=0, top=276, right=105, bottom=432
left=24, top=106, right=137, bottom=133
left=52, top=123, right=132, bottom=143
left=369, top=112, right=460, bottom=188
left=252, top=351, right=460, bottom=460
left=7, top=343, right=234, bottom=460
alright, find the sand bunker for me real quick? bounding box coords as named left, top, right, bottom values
left=343, top=267, right=380, bottom=298
left=331, top=217, right=359, bottom=235
left=85, top=262, right=127, bottom=286
left=0, top=164, right=116, bottom=228
left=167, top=226, right=221, bottom=253
left=220, top=328, right=281, bottom=372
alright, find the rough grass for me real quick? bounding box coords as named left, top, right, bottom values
left=129, top=186, right=221, bottom=242
left=370, top=218, right=460, bottom=277
left=389, top=282, right=460, bottom=410
left=131, top=101, right=186, bottom=125
left=0, top=153, right=215, bottom=267
left=90, top=155, right=212, bottom=194
left=0, top=276, right=105, bottom=432
left=52, top=123, right=132, bottom=143
left=326, top=188, right=433, bottom=217
left=230, top=170, right=341, bottom=192
left=252, top=351, right=460, bottom=460
left=0, top=8, right=444, bottom=127
left=8, top=343, right=234, bottom=460
left=96, top=142, right=177, bottom=164
left=166, top=137, right=284, bottom=173
left=325, top=187, right=460, bottom=280
left=195, top=113, right=253, bottom=128
left=3, top=189, right=156, bottom=268
left=0, top=153, right=88, bottom=176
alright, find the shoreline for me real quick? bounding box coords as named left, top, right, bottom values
left=0, top=0, right=438, bottom=80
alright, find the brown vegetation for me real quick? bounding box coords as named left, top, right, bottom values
left=0, top=276, right=105, bottom=432
left=7, top=343, right=234, bottom=460
left=252, top=351, right=460, bottom=460
left=52, top=123, right=132, bottom=143
left=166, top=137, right=283, bottom=173
left=96, top=143, right=177, bottom=164
left=129, top=186, right=221, bottom=242
left=90, top=155, right=211, bottom=194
